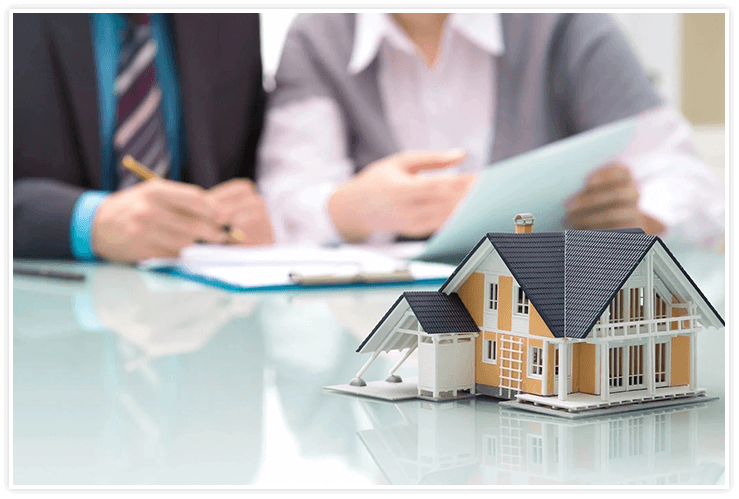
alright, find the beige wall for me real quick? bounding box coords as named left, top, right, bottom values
left=681, top=13, right=725, bottom=125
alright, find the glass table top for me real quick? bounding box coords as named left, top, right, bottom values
left=11, top=244, right=727, bottom=488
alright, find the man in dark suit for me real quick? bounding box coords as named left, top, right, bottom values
left=13, top=13, right=273, bottom=262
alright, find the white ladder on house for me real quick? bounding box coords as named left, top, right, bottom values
left=499, top=336, right=523, bottom=399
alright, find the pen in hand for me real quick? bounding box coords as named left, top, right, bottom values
left=121, top=155, right=246, bottom=242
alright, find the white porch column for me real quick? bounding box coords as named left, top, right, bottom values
left=558, top=340, right=568, bottom=401
left=542, top=339, right=549, bottom=395
left=600, top=341, right=609, bottom=401
left=433, top=335, right=440, bottom=398
left=646, top=253, right=654, bottom=333
left=689, top=331, right=698, bottom=390
left=646, top=336, right=655, bottom=395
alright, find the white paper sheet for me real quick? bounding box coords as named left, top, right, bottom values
left=141, top=244, right=455, bottom=290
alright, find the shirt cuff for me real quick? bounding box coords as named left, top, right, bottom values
left=70, top=191, right=109, bottom=261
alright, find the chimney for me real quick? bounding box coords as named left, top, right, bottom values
left=514, top=213, right=535, bottom=233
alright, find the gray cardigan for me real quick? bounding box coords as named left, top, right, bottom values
left=270, top=13, right=661, bottom=172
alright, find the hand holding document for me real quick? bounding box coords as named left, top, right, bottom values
left=416, top=117, right=639, bottom=263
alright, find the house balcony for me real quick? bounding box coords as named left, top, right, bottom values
left=591, top=312, right=701, bottom=339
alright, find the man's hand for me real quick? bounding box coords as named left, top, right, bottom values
left=327, top=150, right=476, bottom=241
left=208, top=178, right=275, bottom=246
left=565, top=162, right=665, bottom=235
left=92, top=178, right=228, bottom=263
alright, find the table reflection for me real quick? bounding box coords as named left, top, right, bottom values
left=356, top=398, right=724, bottom=485
left=12, top=240, right=725, bottom=487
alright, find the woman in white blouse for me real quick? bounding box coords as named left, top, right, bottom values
left=257, top=13, right=723, bottom=249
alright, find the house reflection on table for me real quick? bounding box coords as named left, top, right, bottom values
left=356, top=398, right=724, bottom=486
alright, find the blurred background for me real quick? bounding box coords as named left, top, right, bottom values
left=259, top=12, right=726, bottom=180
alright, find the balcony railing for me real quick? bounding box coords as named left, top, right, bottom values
left=592, top=311, right=700, bottom=338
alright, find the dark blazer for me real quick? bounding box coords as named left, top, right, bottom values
left=13, top=13, right=266, bottom=258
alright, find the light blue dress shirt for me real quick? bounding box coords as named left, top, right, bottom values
left=70, top=13, right=184, bottom=260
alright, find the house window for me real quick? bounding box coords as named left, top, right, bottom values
left=628, top=344, right=645, bottom=387
left=529, top=346, right=543, bottom=377
left=630, top=288, right=645, bottom=321
left=609, top=346, right=625, bottom=390
left=554, top=347, right=559, bottom=376
left=516, top=286, right=529, bottom=315
left=483, top=338, right=496, bottom=364
left=488, top=282, right=499, bottom=311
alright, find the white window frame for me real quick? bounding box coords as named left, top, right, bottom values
left=654, top=340, right=670, bottom=387
left=515, top=286, right=530, bottom=316
left=609, top=345, right=626, bottom=392
left=528, top=346, right=543, bottom=378
left=627, top=343, right=646, bottom=390
left=483, top=338, right=497, bottom=364
left=484, top=275, right=500, bottom=331
left=488, top=282, right=499, bottom=311
left=609, top=341, right=648, bottom=392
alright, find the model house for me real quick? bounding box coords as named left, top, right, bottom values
left=336, top=214, right=724, bottom=417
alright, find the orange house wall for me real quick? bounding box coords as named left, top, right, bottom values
left=457, top=272, right=484, bottom=327
left=670, top=296, right=691, bottom=386
left=575, top=343, right=597, bottom=394
left=671, top=335, right=690, bottom=386
left=462, top=271, right=590, bottom=398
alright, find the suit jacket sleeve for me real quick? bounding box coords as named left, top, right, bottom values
left=13, top=14, right=98, bottom=259
left=550, top=13, right=662, bottom=133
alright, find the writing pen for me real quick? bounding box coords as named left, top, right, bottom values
left=14, top=267, right=86, bottom=281
left=121, top=155, right=246, bottom=242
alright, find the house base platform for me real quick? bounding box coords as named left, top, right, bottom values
left=325, top=378, right=420, bottom=401
left=325, top=378, right=477, bottom=402
left=500, top=387, right=716, bottom=419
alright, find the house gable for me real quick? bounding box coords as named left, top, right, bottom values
left=650, top=241, right=724, bottom=328
left=563, top=230, right=657, bottom=338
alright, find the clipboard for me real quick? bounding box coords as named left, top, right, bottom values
left=141, top=244, right=455, bottom=292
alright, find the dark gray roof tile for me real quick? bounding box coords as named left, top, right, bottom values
left=404, top=291, right=479, bottom=334
left=487, top=229, right=657, bottom=339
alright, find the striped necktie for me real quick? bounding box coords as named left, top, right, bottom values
left=114, top=14, right=170, bottom=189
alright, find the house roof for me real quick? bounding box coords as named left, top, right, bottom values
left=358, top=228, right=724, bottom=354
left=442, top=228, right=723, bottom=339
left=489, top=229, right=658, bottom=338
left=356, top=291, right=478, bottom=353
left=404, top=291, right=480, bottom=334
